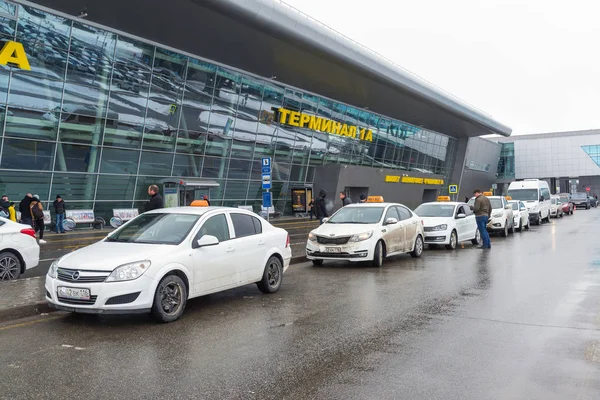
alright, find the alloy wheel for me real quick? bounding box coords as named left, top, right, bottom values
left=0, top=256, right=19, bottom=281
left=161, top=282, right=183, bottom=315
left=416, top=237, right=423, bottom=255
left=267, top=260, right=281, bottom=287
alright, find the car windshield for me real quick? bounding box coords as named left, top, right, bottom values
left=327, top=207, right=384, bottom=224
left=572, top=193, right=587, bottom=199
left=489, top=198, right=503, bottom=209
left=106, top=213, right=199, bottom=245
left=414, top=204, right=455, bottom=217
left=508, top=189, right=539, bottom=201
left=511, top=202, right=519, bottom=210
left=560, top=196, right=569, bottom=202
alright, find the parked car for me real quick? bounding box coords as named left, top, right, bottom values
left=414, top=201, right=480, bottom=250
left=571, top=192, right=591, bottom=209
left=550, top=196, right=564, bottom=218
left=468, top=196, right=515, bottom=236
left=558, top=193, right=574, bottom=215
left=509, top=200, right=530, bottom=231
left=507, top=179, right=551, bottom=225
left=306, top=201, right=424, bottom=267
left=46, top=207, right=291, bottom=322
left=0, top=218, right=40, bottom=281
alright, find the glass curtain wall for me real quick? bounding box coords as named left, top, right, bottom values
left=0, top=1, right=457, bottom=218
left=497, top=143, right=515, bottom=179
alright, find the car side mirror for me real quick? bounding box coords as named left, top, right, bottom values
left=456, top=213, right=466, bottom=219
left=194, top=235, right=219, bottom=249
left=520, top=207, right=527, bottom=211
left=384, top=217, right=398, bottom=225
left=505, top=205, right=512, bottom=210
left=321, top=217, right=329, bottom=223
left=540, top=196, right=544, bottom=201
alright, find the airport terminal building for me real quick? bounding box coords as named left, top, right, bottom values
left=0, top=0, right=510, bottom=220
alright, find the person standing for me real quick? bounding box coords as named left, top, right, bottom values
left=339, top=191, right=352, bottom=207
left=314, top=189, right=328, bottom=224
left=8, top=202, right=16, bottom=222
left=19, top=193, right=33, bottom=226
left=53, top=195, right=66, bottom=233
left=30, top=195, right=46, bottom=244
left=471, top=189, right=492, bottom=249
left=145, top=185, right=164, bottom=212
left=0, top=195, right=9, bottom=218
left=308, top=198, right=315, bottom=220
left=358, top=194, right=368, bottom=203
left=203, top=195, right=211, bottom=206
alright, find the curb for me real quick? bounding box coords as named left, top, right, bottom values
left=0, top=256, right=309, bottom=323
left=0, top=301, right=53, bottom=324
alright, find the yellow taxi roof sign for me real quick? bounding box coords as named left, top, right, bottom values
left=437, top=196, right=451, bottom=202
left=505, top=196, right=512, bottom=201
left=190, top=200, right=209, bottom=207
left=366, top=196, right=384, bottom=203
left=483, top=191, right=493, bottom=196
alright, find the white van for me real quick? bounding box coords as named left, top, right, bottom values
left=507, top=179, right=551, bottom=225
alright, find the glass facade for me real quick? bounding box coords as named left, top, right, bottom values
left=497, top=143, right=515, bottom=179
left=0, top=1, right=457, bottom=219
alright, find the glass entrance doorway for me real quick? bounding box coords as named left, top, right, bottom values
left=160, top=179, right=220, bottom=208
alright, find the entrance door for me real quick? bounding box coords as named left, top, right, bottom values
left=422, top=189, right=437, bottom=203
left=345, top=186, right=368, bottom=205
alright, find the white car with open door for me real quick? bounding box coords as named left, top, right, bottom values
left=46, top=207, right=291, bottom=323
left=306, top=199, right=424, bottom=267
left=414, top=200, right=481, bottom=250
left=509, top=200, right=530, bottom=231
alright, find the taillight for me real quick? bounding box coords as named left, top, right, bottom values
left=20, top=228, right=36, bottom=238
left=285, top=234, right=290, bottom=248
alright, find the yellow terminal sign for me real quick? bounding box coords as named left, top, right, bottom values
left=385, top=175, right=401, bottom=183
left=385, top=175, right=444, bottom=185
left=275, top=108, right=373, bottom=142
left=0, top=41, right=31, bottom=70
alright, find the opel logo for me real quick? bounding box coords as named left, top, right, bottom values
left=72, top=271, right=80, bottom=281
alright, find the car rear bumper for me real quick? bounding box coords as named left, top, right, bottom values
left=22, top=244, right=40, bottom=271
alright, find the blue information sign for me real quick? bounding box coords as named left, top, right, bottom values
left=449, top=184, right=458, bottom=194
left=262, top=173, right=271, bottom=190
left=261, top=157, right=271, bottom=174
left=262, top=191, right=272, bottom=208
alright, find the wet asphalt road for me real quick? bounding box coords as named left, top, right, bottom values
left=2, top=210, right=600, bottom=399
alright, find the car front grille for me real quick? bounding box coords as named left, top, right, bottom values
left=316, top=236, right=350, bottom=245
left=57, top=268, right=109, bottom=283
left=57, top=295, right=98, bottom=306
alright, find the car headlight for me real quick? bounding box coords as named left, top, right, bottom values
left=349, top=231, right=373, bottom=242
left=492, top=212, right=503, bottom=218
left=47, top=258, right=60, bottom=278
left=430, top=224, right=448, bottom=231
left=106, top=261, right=151, bottom=282
left=308, top=232, right=317, bottom=242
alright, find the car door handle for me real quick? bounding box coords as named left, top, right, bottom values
left=226, top=247, right=235, bottom=253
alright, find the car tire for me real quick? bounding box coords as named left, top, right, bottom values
left=537, top=213, right=542, bottom=224
left=586, top=204, right=590, bottom=210
left=446, top=230, right=458, bottom=250
left=501, top=221, right=508, bottom=237
left=151, top=274, right=187, bottom=323
left=410, top=236, right=424, bottom=258
left=524, top=220, right=530, bottom=230
left=312, top=259, right=324, bottom=266
left=257, top=256, right=283, bottom=294
left=0, top=251, right=21, bottom=281
left=372, top=241, right=384, bottom=268
left=471, top=229, right=481, bottom=245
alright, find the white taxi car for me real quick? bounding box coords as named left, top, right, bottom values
left=509, top=200, right=530, bottom=231
left=414, top=201, right=480, bottom=250
left=468, top=195, right=514, bottom=237
left=46, top=207, right=291, bottom=323
left=550, top=195, right=564, bottom=218
left=306, top=200, right=424, bottom=267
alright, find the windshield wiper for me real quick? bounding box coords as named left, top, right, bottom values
left=105, top=237, right=130, bottom=243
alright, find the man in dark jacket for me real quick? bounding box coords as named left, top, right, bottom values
left=53, top=195, right=66, bottom=233
left=339, top=192, right=352, bottom=207
left=0, top=195, right=9, bottom=218
left=145, top=185, right=164, bottom=212
left=19, top=193, right=33, bottom=226
left=314, top=189, right=328, bottom=224
left=471, top=189, right=492, bottom=249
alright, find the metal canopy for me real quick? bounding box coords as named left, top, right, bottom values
left=160, top=178, right=220, bottom=188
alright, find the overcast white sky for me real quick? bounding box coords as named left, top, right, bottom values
left=283, top=0, right=600, bottom=135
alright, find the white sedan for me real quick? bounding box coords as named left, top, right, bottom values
left=306, top=202, right=424, bottom=268
left=509, top=200, right=530, bottom=231
left=414, top=202, right=481, bottom=250
left=0, top=218, right=40, bottom=281
left=46, top=207, right=291, bottom=322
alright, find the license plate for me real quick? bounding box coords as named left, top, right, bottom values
left=58, top=287, right=90, bottom=300
left=325, top=247, right=341, bottom=253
